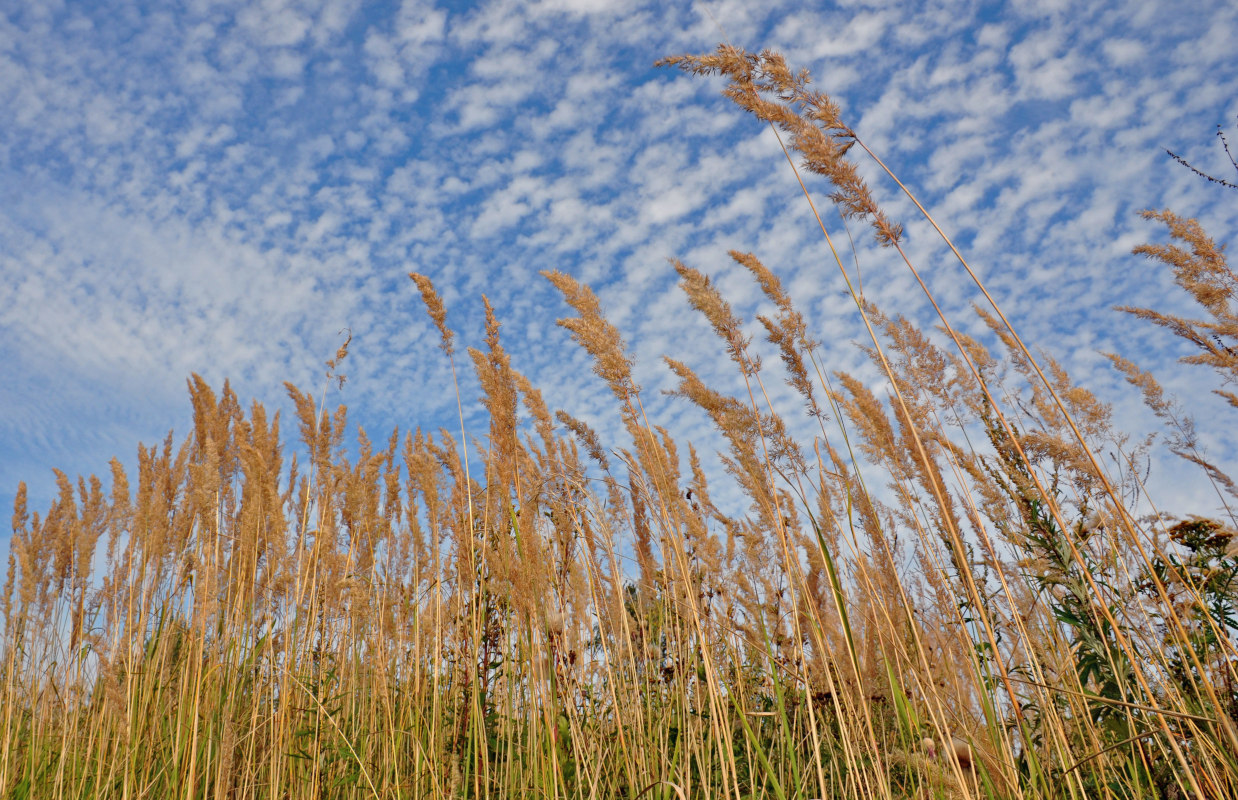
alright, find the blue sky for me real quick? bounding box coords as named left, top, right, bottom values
left=2, top=0, right=1237, bottom=542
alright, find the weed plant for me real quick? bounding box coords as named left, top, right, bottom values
left=3, top=45, right=1237, bottom=799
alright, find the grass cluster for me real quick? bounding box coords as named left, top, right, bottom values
left=4, top=45, right=1238, bottom=799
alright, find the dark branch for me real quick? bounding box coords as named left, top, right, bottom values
left=1166, top=149, right=1238, bottom=190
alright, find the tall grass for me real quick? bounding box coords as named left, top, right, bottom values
left=3, top=44, right=1237, bottom=799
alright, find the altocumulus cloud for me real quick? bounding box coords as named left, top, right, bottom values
left=1, top=0, right=1237, bottom=539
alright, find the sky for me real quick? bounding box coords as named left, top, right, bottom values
left=2, top=0, right=1237, bottom=548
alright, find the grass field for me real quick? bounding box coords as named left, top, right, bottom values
left=3, top=45, right=1237, bottom=799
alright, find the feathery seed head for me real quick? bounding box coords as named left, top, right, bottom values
left=542, top=269, right=639, bottom=400
left=410, top=272, right=455, bottom=356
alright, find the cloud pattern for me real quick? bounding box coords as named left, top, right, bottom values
left=2, top=0, right=1237, bottom=530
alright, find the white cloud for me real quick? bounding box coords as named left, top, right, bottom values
left=314, top=0, right=359, bottom=45
left=532, top=0, right=634, bottom=15
left=811, top=11, right=890, bottom=58
left=1101, top=37, right=1143, bottom=66
left=237, top=0, right=312, bottom=48
left=1008, top=27, right=1082, bottom=100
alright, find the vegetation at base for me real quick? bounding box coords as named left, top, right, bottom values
left=3, top=44, right=1237, bottom=799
